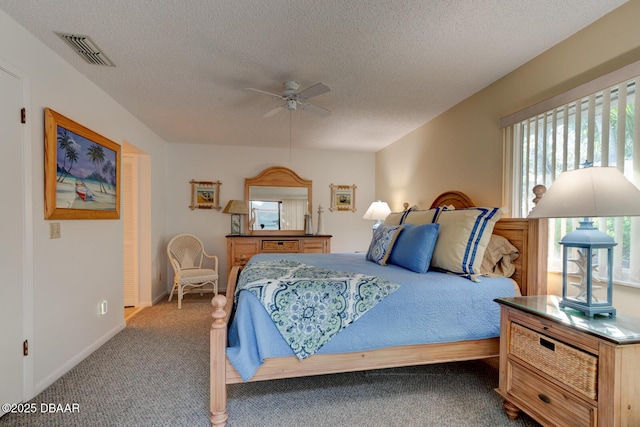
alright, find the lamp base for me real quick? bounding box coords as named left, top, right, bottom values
left=230, top=214, right=241, bottom=235
left=559, top=297, right=616, bottom=317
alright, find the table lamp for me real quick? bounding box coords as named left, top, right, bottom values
left=528, top=166, right=640, bottom=317
left=363, top=201, right=391, bottom=233
left=223, top=200, right=249, bottom=235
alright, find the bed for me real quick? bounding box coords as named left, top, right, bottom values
left=209, top=190, right=547, bottom=426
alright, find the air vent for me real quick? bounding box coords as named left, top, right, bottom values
left=56, top=32, right=115, bottom=67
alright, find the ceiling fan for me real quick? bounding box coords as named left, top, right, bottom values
left=246, top=80, right=331, bottom=118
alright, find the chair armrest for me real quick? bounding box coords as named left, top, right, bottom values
left=169, top=257, right=181, bottom=278
left=203, top=252, right=219, bottom=272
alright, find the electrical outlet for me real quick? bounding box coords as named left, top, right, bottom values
left=99, top=300, right=108, bottom=315
left=50, top=222, right=61, bottom=239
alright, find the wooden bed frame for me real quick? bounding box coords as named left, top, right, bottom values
left=209, top=190, right=547, bottom=426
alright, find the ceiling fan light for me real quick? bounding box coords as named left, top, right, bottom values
left=287, top=99, right=297, bottom=111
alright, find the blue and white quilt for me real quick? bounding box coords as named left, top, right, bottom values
left=227, top=253, right=518, bottom=381
left=236, top=259, right=400, bottom=360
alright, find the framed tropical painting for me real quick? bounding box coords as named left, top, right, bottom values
left=44, top=108, right=121, bottom=219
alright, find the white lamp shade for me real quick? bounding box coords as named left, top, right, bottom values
left=363, top=201, right=391, bottom=221
left=528, top=167, right=640, bottom=219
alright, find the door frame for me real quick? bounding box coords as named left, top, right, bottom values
left=0, top=58, right=34, bottom=401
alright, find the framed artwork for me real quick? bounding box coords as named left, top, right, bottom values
left=189, top=180, right=221, bottom=210
left=44, top=108, right=121, bottom=220
left=329, top=184, right=357, bottom=212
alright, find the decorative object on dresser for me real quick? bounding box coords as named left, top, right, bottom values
left=529, top=165, right=640, bottom=317
left=222, top=200, right=249, bottom=235
left=362, top=200, right=391, bottom=233
left=189, top=179, right=222, bottom=211
left=316, top=204, right=325, bottom=235
left=329, top=183, right=357, bottom=212
left=166, top=234, right=218, bottom=309
left=495, top=295, right=640, bottom=427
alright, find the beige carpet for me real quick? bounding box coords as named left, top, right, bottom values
left=0, top=294, right=540, bottom=426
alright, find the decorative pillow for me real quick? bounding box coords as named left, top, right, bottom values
left=403, top=208, right=440, bottom=225
left=480, top=234, right=519, bottom=277
left=366, top=225, right=404, bottom=266
left=383, top=211, right=407, bottom=225
left=430, top=207, right=504, bottom=281
left=389, top=223, right=440, bottom=273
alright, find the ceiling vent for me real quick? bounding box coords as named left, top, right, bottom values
left=56, top=32, right=115, bottom=67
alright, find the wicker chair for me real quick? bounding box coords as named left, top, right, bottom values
left=167, top=234, right=218, bottom=309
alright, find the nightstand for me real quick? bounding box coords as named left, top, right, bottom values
left=495, top=295, right=640, bottom=427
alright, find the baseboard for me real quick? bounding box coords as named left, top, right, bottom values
left=152, top=291, right=168, bottom=306
left=33, top=322, right=126, bottom=396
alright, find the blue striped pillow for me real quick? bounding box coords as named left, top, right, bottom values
left=430, top=207, right=504, bottom=281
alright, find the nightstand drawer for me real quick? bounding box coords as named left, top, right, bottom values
left=509, top=361, right=595, bottom=427
left=510, top=323, right=598, bottom=400
left=262, top=240, right=299, bottom=252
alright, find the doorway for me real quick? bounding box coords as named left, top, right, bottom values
left=122, top=143, right=151, bottom=318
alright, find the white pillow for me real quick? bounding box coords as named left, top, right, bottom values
left=403, top=208, right=440, bottom=225
left=431, top=207, right=504, bottom=281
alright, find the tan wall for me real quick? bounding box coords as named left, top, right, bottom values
left=376, top=0, right=640, bottom=212
left=376, top=1, right=640, bottom=310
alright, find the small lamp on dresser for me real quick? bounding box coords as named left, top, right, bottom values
left=363, top=200, right=391, bottom=233
left=528, top=165, right=640, bottom=317
left=223, top=200, right=249, bottom=235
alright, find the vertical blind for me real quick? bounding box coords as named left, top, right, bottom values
left=506, top=77, right=640, bottom=287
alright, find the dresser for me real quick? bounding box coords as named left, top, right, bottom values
left=226, top=234, right=331, bottom=273
left=495, top=295, right=640, bottom=427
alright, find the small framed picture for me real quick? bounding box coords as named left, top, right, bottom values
left=189, top=180, right=221, bottom=210
left=329, top=184, right=357, bottom=212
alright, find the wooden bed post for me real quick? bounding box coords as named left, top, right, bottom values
left=210, top=294, right=228, bottom=427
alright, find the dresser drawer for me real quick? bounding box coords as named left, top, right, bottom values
left=261, top=240, right=299, bottom=252
left=508, top=361, right=596, bottom=427
left=510, top=323, right=598, bottom=400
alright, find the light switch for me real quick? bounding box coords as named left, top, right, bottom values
left=50, top=223, right=61, bottom=239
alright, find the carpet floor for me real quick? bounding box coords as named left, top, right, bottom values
left=0, top=295, right=540, bottom=427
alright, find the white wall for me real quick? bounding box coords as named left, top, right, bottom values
left=0, top=10, right=169, bottom=397
left=166, top=143, right=376, bottom=289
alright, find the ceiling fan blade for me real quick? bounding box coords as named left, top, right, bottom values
left=246, top=87, right=283, bottom=99
left=262, top=105, right=285, bottom=118
left=297, top=83, right=330, bottom=100
left=299, top=102, right=331, bottom=117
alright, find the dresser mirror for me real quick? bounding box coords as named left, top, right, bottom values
left=245, top=166, right=312, bottom=235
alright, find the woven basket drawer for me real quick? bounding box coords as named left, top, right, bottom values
left=262, top=240, right=299, bottom=252
left=510, top=323, right=598, bottom=400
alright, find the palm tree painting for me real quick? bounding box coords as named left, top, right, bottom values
left=45, top=108, right=120, bottom=219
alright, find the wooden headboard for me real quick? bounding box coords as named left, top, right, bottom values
left=426, top=190, right=547, bottom=296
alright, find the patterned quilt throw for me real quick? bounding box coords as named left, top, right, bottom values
left=236, top=259, right=400, bottom=360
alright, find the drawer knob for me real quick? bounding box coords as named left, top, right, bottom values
left=538, top=393, right=551, bottom=404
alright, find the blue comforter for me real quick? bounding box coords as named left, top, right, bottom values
left=226, top=253, right=517, bottom=381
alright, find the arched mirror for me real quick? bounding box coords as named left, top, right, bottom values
left=245, top=166, right=312, bottom=235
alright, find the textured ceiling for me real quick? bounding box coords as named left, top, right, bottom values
left=0, top=0, right=626, bottom=152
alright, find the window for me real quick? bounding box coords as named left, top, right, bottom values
left=503, top=67, right=640, bottom=288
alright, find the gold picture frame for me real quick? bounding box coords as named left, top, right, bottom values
left=189, top=180, right=221, bottom=210
left=44, top=108, right=121, bottom=220
left=329, top=183, right=357, bottom=212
